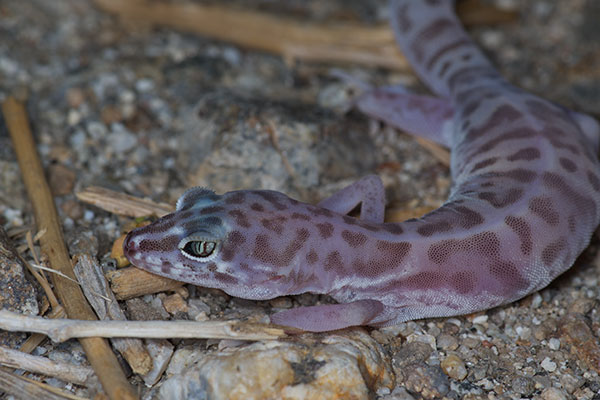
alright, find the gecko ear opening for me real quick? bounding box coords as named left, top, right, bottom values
left=178, top=235, right=220, bottom=262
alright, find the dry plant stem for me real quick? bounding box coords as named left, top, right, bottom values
left=19, top=307, right=67, bottom=354
left=1, top=97, right=138, bottom=400
left=0, top=310, right=286, bottom=342
left=0, top=368, right=85, bottom=400
left=414, top=137, right=451, bottom=166
left=93, top=0, right=407, bottom=70
left=92, top=0, right=515, bottom=71
left=0, top=345, right=94, bottom=386
left=76, top=186, right=173, bottom=218
left=74, top=255, right=153, bottom=375
left=106, top=266, right=183, bottom=300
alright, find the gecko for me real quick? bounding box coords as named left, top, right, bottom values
left=123, top=0, right=600, bottom=332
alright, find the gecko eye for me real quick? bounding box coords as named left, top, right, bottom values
left=178, top=236, right=219, bottom=261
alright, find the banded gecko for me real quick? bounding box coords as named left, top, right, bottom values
left=124, top=0, right=600, bottom=332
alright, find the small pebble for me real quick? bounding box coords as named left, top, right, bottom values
left=541, top=387, right=567, bottom=400
left=541, top=357, right=557, bottom=372
left=440, top=354, right=467, bottom=380
left=162, top=293, right=188, bottom=315
left=437, top=333, right=458, bottom=351
left=512, top=376, right=535, bottom=396
left=269, top=297, right=293, bottom=309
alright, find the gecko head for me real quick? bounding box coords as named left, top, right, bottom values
left=123, top=187, right=302, bottom=299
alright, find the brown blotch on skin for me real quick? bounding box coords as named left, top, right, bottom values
left=451, top=271, right=475, bottom=294
left=199, top=206, right=226, bottom=215
left=224, top=192, right=245, bottom=204
left=529, top=197, right=559, bottom=226
left=426, top=38, right=471, bottom=71
left=471, top=231, right=501, bottom=257
left=525, top=99, right=564, bottom=122
left=417, top=220, right=452, bottom=237
left=382, top=223, right=404, bottom=235
left=252, top=229, right=310, bottom=267
left=342, top=215, right=359, bottom=226
left=395, top=3, right=412, bottom=33
left=324, top=251, right=344, bottom=272
left=239, top=263, right=251, bottom=273
left=587, top=170, right=600, bottom=192
left=228, top=209, right=251, bottom=228
left=476, top=127, right=537, bottom=154
left=497, top=168, right=537, bottom=183
left=203, top=216, right=223, bottom=226
left=506, top=147, right=541, bottom=162
left=145, top=235, right=181, bottom=253
left=291, top=212, right=311, bottom=221
left=250, top=202, right=265, bottom=212
left=428, top=239, right=456, bottom=264
left=568, top=215, right=577, bottom=233
left=489, top=261, right=529, bottom=291
left=411, top=18, right=456, bottom=62
left=404, top=271, right=444, bottom=290
left=213, top=272, right=238, bottom=285
left=160, top=261, right=174, bottom=275
left=356, top=220, right=381, bottom=232
left=452, top=205, right=485, bottom=229
left=252, top=234, right=279, bottom=265
left=375, top=240, right=412, bottom=263
left=142, top=214, right=178, bottom=234
left=316, top=222, right=334, bottom=239
left=428, top=231, right=500, bottom=264
left=280, top=228, right=310, bottom=264
left=543, top=172, right=596, bottom=218
left=548, top=138, right=580, bottom=156
left=559, top=157, right=577, bottom=173
left=465, top=104, right=523, bottom=141
left=341, top=230, right=368, bottom=248
left=255, top=191, right=287, bottom=210
left=306, top=250, right=319, bottom=264
left=448, top=66, right=498, bottom=92
left=438, top=60, right=452, bottom=78
left=261, top=216, right=287, bottom=234
left=541, top=238, right=567, bottom=267
left=221, top=231, right=245, bottom=261
left=469, top=157, right=498, bottom=174
left=504, top=216, right=532, bottom=255
left=306, top=205, right=334, bottom=218
left=478, top=188, right=523, bottom=208
left=207, top=262, right=217, bottom=272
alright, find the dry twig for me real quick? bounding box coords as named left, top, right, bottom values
left=76, top=186, right=173, bottom=218
left=0, top=345, right=94, bottom=386
left=0, top=310, right=286, bottom=342
left=2, top=97, right=137, bottom=400
left=0, top=368, right=87, bottom=400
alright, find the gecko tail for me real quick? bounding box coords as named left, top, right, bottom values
left=389, top=0, right=499, bottom=98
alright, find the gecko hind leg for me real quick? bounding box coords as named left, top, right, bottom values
left=318, top=175, right=385, bottom=223
left=270, top=299, right=384, bottom=332
left=356, top=86, right=454, bottom=147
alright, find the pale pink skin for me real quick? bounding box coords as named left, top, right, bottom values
left=124, top=0, right=600, bottom=332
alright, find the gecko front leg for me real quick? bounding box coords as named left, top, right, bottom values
left=317, top=174, right=386, bottom=223
left=270, top=299, right=384, bottom=332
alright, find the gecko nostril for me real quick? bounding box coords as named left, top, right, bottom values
left=123, top=231, right=137, bottom=253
